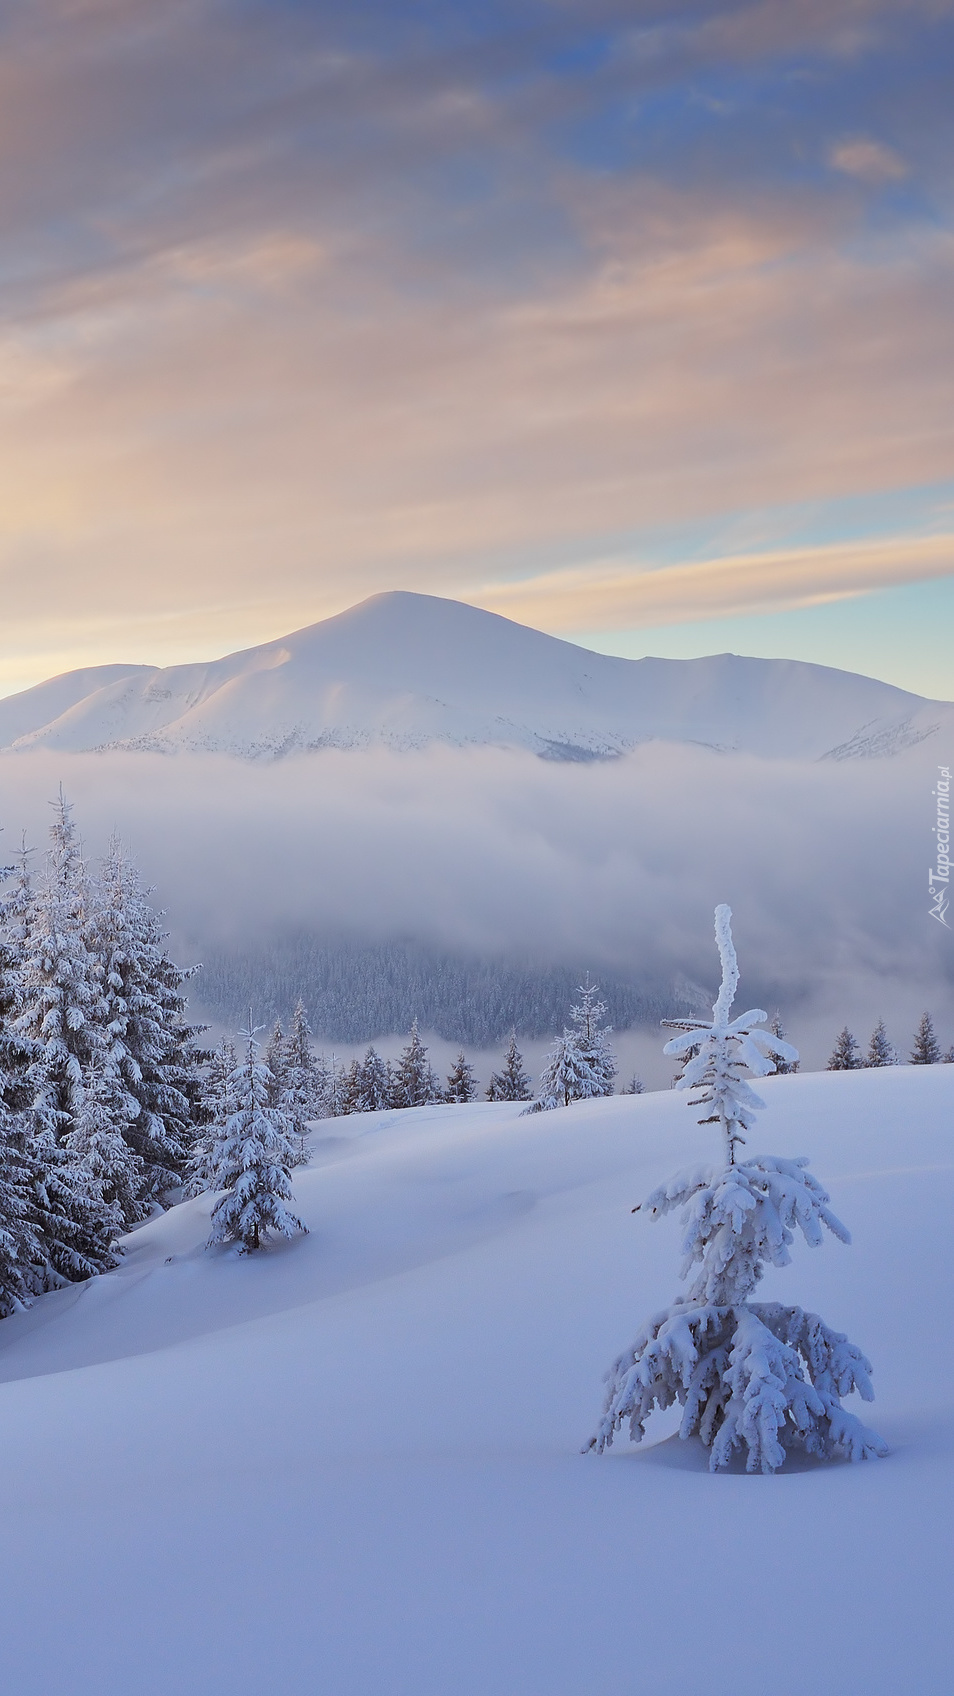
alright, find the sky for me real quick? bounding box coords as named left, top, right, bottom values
left=1, top=0, right=953, bottom=699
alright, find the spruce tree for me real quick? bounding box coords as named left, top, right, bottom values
left=325, top=1054, right=345, bottom=1117
left=527, top=981, right=616, bottom=1112
left=282, top=1001, right=322, bottom=1160
left=22, top=1123, right=120, bottom=1289
left=392, top=1020, right=440, bottom=1108
left=445, top=1050, right=477, bottom=1103
left=285, top=1000, right=323, bottom=1115
left=190, top=1037, right=237, bottom=1194
left=621, top=1074, right=645, bottom=1095
left=65, top=1055, right=144, bottom=1229
left=208, top=1037, right=238, bottom=1117
left=12, top=793, right=119, bottom=1280
left=206, top=1020, right=306, bottom=1253
left=339, top=1058, right=362, bottom=1115
left=588, top=905, right=887, bottom=1473
left=0, top=860, right=44, bottom=1314
left=770, top=1014, right=799, bottom=1073
left=911, top=1012, right=941, bottom=1065
left=828, top=1027, right=862, bottom=1070
left=264, top=1018, right=288, bottom=1107
left=2, top=851, right=118, bottom=1291
left=866, top=1020, right=896, bottom=1068
left=1, top=839, right=37, bottom=992
left=570, top=979, right=616, bottom=1096
left=356, top=1045, right=392, bottom=1112
left=89, top=837, right=203, bottom=1206
left=486, top=1030, right=532, bottom=1102
left=0, top=1116, right=41, bottom=1317
left=16, top=790, right=102, bottom=1143
left=529, top=1030, right=595, bottom=1112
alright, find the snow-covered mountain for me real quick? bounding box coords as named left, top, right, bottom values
left=0, top=590, right=949, bottom=760
left=1, top=1070, right=950, bottom=1694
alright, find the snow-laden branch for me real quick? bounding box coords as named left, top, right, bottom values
left=587, top=903, right=886, bottom=1473
left=661, top=905, right=798, bottom=1164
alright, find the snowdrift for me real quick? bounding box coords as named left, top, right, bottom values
left=0, top=1065, right=951, bottom=1694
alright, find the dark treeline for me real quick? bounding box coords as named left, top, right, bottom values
left=196, top=936, right=708, bottom=1047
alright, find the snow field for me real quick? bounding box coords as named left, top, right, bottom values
left=0, top=1064, right=951, bottom=1694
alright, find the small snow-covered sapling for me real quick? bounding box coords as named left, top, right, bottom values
left=587, top=905, right=887, bottom=1474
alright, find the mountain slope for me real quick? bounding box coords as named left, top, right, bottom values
left=0, top=1068, right=950, bottom=1695
left=0, top=591, right=948, bottom=760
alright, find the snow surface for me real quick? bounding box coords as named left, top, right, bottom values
left=0, top=590, right=948, bottom=760
left=0, top=1064, right=950, bottom=1694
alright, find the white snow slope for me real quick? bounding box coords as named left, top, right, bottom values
left=0, top=590, right=949, bottom=759
left=0, top=1064, right=950, bottom=1695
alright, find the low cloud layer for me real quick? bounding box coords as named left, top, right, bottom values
left=1, top=742, right=950, bottom=1067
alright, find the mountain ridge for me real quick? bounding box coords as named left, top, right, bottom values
left=0, top=590, right=948, bottom=761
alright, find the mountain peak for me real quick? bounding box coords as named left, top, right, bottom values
left=0, top=592, right=946, bottom=761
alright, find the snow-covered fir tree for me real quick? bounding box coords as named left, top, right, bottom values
left=86, top=837, right=202, bottom=1215
left=285, top=1001, right=324, bottom=1115
left=587, top=904, right=887, bottom=1474
left=1, top=839, right=37, bottom=999
left=486, top=1030, right=532, bottom=1102
left=445, top=1050, right=477, bottom=1103
left=0, top=1113, right=40, bottom=1318
left=281, top=1000, right=322, bottom=1160
left=770, top=1013, right=799, bottom=1073
left=526, top=980, right=616, bottom=1112
left=570, top=978, right=616, bottom=1095
left=65, top=1054, right=142, bottom=1230
left=355, top=1046, right=392, bottom=1112
left=621, top=1074, right=645, bottom=1095
left=339, top=1057, right=362, bottom=1115
left=324, top=1054, right=346, bottom=1117
left=15, top=790, right=103, bottom=1144
left=392, top=1020, right=441, bottom=1108
left=2, top=845, right=117, bottom=1294
left=11, top=794, right=120, bottom=1282
left=866, top=1020, right=896, bottom=1067
left=0, top=799, right=216, bottom=1302
left=526, top=1029, right=590, bottom=1112
left=264, top=1017, right=288, bottom=1105
left=0, top=858, right=44, bottom=1315
left=910, top=1012, right=941, bottom=1065
left=828, top=1027, right=862, bottom=1070
left=190, top=1037, right=237, bottom=1193
left=27, top=1135, right=120, bottom=1287
left=207, top=1037, right=238, bottom=1117
left=205, top=1019, right=306, bottom=1253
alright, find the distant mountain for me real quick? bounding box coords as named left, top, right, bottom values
left=0, top=591, right=948, bottom=760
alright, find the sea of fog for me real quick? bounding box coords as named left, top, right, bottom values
left=1, top=742, right=950, bottom=1073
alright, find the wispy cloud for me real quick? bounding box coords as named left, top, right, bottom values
left=830, top=137, right=908, bottom=181
left=474, top=532, right=954, bottom=630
